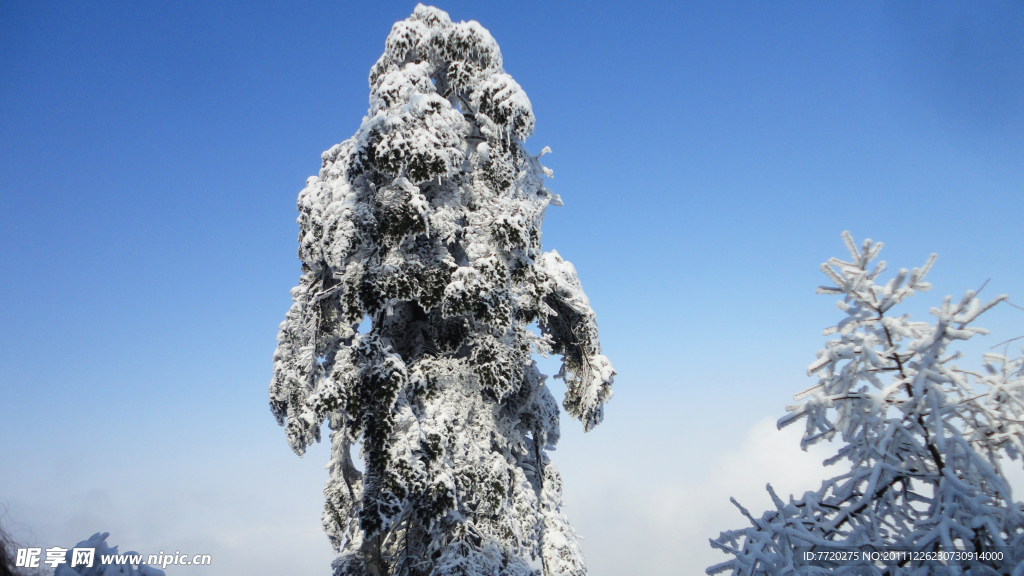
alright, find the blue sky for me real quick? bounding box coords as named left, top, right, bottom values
left=2, top=1, right=1022, bottom=574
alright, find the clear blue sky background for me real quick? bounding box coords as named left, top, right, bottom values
left=2, top=1, right=1022, bottom=574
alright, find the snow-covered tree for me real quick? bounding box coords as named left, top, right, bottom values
left=708, top=232, right=1024, bottom=575
left=269, top=6, right=614, bottom=576
left=54, top=533, right=165, bottom=576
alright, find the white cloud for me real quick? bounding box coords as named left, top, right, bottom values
left=2, top=442, right=337, bottom=576
left=565, top=415, right=1024, bottom=576
left=567, top=415, right=846, bottom=576
left=7, top=415, right=1024, bottom=576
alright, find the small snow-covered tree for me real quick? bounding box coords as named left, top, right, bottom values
left=54, top=533, right=165, bottom=576
left=269, top=5, right=614, bottom=576
left=709, top=232, right=1024, bottom=575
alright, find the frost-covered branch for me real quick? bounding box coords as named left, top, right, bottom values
left=709, top=233, right=1024, bottom=575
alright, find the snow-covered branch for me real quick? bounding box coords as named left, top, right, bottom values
left=710, top=233, right=1024, bottom=575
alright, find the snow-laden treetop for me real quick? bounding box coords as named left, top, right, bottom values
left=271, top=2, right=615, bottom=456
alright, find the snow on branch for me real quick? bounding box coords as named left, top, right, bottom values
left=709, top=233, right=1024, bottom=576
